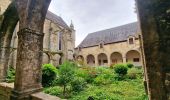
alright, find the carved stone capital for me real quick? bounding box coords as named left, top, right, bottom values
left=17, top=28, right=44, bottom=37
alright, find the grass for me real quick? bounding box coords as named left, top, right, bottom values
left=69, top=79, right=147, bottom=100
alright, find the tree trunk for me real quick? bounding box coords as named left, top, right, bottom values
left=63, top=85, right=66, bottom=97
left=136, top=0, right=170, bottom=99
left=0, top=1, right=19, bottom=81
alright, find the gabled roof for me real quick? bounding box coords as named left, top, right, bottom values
left=78, top=22, right=139, bottom=48
left=46, top=11, right=70, bottom=29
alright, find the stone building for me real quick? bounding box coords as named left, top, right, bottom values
left=0, top=0, right=75, bottom=67
left=75, top=22, right=142, bottom=67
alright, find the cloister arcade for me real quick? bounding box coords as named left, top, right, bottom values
left=78, top=50, right=142, bottom=67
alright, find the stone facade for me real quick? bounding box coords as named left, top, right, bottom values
left=76, top=22, right=142, bottom=67
left=0, top=0, right=75, bottom=68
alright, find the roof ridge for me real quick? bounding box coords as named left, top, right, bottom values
left=88, top=21, right=138, bottom=35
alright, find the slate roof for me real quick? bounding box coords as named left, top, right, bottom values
left=78, top=22, right=139, bottom=48
left=46, top=11, right=70, bottom=29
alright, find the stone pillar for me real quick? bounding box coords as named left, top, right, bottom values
left=84, top=55, right=87, bottom=65
left=136, top=0, right=170, bottom=99
left=107, top=54, right=111, bottom=67
left=11, top=28, right=44, bottom=100
left=122, top=54, right=126, bottom=63
left=0, top=47, right=10, bottom=81
left=10, top=0, right=51, bottom=99
left=95, top=55, right=98, bottom=67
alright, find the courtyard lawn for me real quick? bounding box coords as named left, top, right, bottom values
left=69, top=79, right=147, bottom=100
left=43, top=62, right=148, bottom=100
left=44, top=79, right=147, bottom=100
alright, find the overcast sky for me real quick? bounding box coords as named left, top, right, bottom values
left=49, top=0, right=137, bottom=46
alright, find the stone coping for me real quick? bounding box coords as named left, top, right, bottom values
left=0, top=82, right=14, bottom=89
left=0, top=82, right=61, bottom=100
left=31, top=92, right=61, bottom=100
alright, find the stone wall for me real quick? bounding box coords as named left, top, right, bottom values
left=0, top=83, right=61, bottom=100
left=76, top=37, right=142, bottom=67
left=0, top=83, right=13, bottom=100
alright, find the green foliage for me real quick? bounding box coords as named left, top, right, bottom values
left=43, top=62, right=146, bottom=100
left=94, top=67, right=114, bottom=85
left=58, top=61, right=76, bottom=95
left=94, top=74, right=112, bottom=85
left=77, top=67, right=98, bottom=83
left=128, top=67, right=143, bottom=79
left=86, top=68, right=98, bottom=83
left=42, top=64, right=58, bottom=87
left=70, top=79, right=147, bottom=100
left=126, top=63, right=134, bottom=68
left=44, top=86, right=62, bottom=96
left=6, top=67, right=15, bottom=83
left=88, top=92, right=115, bottom=100
left=74, top=68, right=89, bottom=83
left=114, top=64, right=128, bottom=76
left=71, top=77, right=86, bottom=92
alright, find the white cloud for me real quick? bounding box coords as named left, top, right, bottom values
left=49, top=0, right=137, bottom=46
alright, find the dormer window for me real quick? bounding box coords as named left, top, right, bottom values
left=129, top=38, right=134, bottom=44
left=99, top=41, right=104, bottom=48
left=99, top=43, right=103, bottom=48
left=128, top=36, right=135, bottom=45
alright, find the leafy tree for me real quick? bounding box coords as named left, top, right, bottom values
left=58, top=61, right=75, bottom=96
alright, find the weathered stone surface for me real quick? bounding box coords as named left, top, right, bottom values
left=0, top=82, right=14, bottom=100
left=31, top=92, right=61, bottom=100
left=136, top=0, right=170, bottom=99
left=0, top=1, right=19, bottom=81
left=10, top=0, right=51, bottom=99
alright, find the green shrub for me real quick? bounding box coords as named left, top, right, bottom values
left=94, top=74, right=112, bottom=85
left=88, top=92, right=115, bottom=100
left=114, top=64, right=128, bottom=76
left=86, top=69, right=98, bottom=83
left=44, top=86, right=62, bottom=96
left=74, top=68, right=88, bottom=79
left=71, top=77, right=86, bottom=92
left=94, top=67, right=114, bottom=85
left=126, top=63, right=134, bottom=68
left=128, top=68, right=143, bottom=79
left=42, top=64, right=58, bottom=87
left=6, top=67, right=15, bottom=83
left=58, top=61, right=75, bottom=96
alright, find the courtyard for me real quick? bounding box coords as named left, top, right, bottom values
left=0, top=0, right=170, bottom=100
